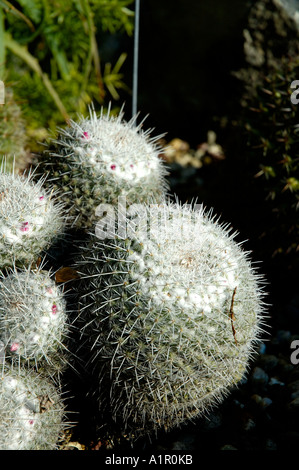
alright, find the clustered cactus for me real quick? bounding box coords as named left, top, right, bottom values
left=0, top=105, right=267, bottom=448
left=38, top=105, right=168, bottom=230
left=0, top=164, right=70, bottom=449
left=75, top=202, right=266, bottom=438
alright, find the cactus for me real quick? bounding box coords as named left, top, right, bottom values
left=0, top=265, right=71, bottom=375
left=37, top=105, right=168, bottom=230
left=75, top=202, right=267, bottom=439
left=0, top=364, right=67, bottom=450
left=0, top=166, right=65, bottom=269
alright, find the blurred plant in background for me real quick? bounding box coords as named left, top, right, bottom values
left=0, top=86, right=28, bottom=171
left=240, top=57, right=299, bottom=261
left=0, top=0, right=134, bottom=160
left=229, top=0, right=299, bottom=273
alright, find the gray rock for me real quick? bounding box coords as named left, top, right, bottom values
left=250, top=366, right=269, bottom=389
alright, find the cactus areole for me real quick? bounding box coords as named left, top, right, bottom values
left=76, top=202, right=266, bottom=438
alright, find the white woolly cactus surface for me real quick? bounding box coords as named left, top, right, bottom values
left=75, top=202, right=267, bottom=438
left=0, top=365, right=66, bottom=450
left=0, top=266, right=69, bottom=374
left=39, top=105, right=168, bottom=230
left=0, top=167, right=65, bottom=268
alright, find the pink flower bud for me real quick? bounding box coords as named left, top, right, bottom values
left=20, top=222, right=29, bottom=232
left=10, top=342, right=19, bottom=352
left=52, top=304, right=57, bottom=315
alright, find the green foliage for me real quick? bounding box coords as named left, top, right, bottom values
left=0, top=0, right=134, bottom=140
left=0, top=87, right=28, bottom=171
left=240, top=57, right=299, bottom=262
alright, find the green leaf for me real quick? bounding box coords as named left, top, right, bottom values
left=4, top=33, right=69, bottom=122
left=0, top=0, right=35, bottom=31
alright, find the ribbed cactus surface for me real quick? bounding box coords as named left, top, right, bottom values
left=75, top=202, right=266, bottom=438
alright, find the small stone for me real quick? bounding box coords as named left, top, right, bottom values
left=258, top=342, right=266, bottom=355
left=272, top=330, right=291, bottom=345
left=287, top=380, right=299, bottom=394
left=250, top=366, right=269, bottom=389
left=259, top=354, right=279, bottom=372
left=288, top=397, right=299, bottom=409
left=251, top=394, right=272, bottom=408
left=202, top=412, right=222, bottom=430
left=265, top=438, right=277, bottom=450
left=220, top=444, right=238, bottom=450
left=171, top=433, right=196, bottom=450
left=269, top=377, right=284, bottom=387
left=261, top=397, right=272, bottom=408
left=243, top=417, right=256, bottom=431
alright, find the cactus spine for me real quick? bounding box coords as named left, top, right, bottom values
left=75, top=202, right=266, bottom=439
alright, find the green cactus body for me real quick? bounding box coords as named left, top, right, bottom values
left=0, top=167, right=65, bottom=268
left=38, top=106, right=168, bottom=230
left=0, top=365, right=66, bottom=450
left=75, top=202, right=266, bottom=438
left=0, top=266, right=70, bottom=375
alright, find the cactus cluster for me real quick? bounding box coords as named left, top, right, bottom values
left=0, top=104, right=267, bottom=448
left=0, top=365, right=66, bottom=450
left=74, top=202, right=266, bottom=438
left=38, top=106, right=169, bottom=230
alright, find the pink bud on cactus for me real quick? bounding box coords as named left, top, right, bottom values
left=51, top=304, right=57, bottom=315
left=20, top=222, right=29, bottom=232
left=10, top=342, right=19, bottom=352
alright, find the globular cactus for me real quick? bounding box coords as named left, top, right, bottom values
left=0, top=265, right=71, bottom=375
left=0, top=365, right=67, bottom=450
left=75, top=202, right=267, bottom=439
left=0, top=166, right=65, bottom=269
left=37, top=105, right=168, bottom=230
